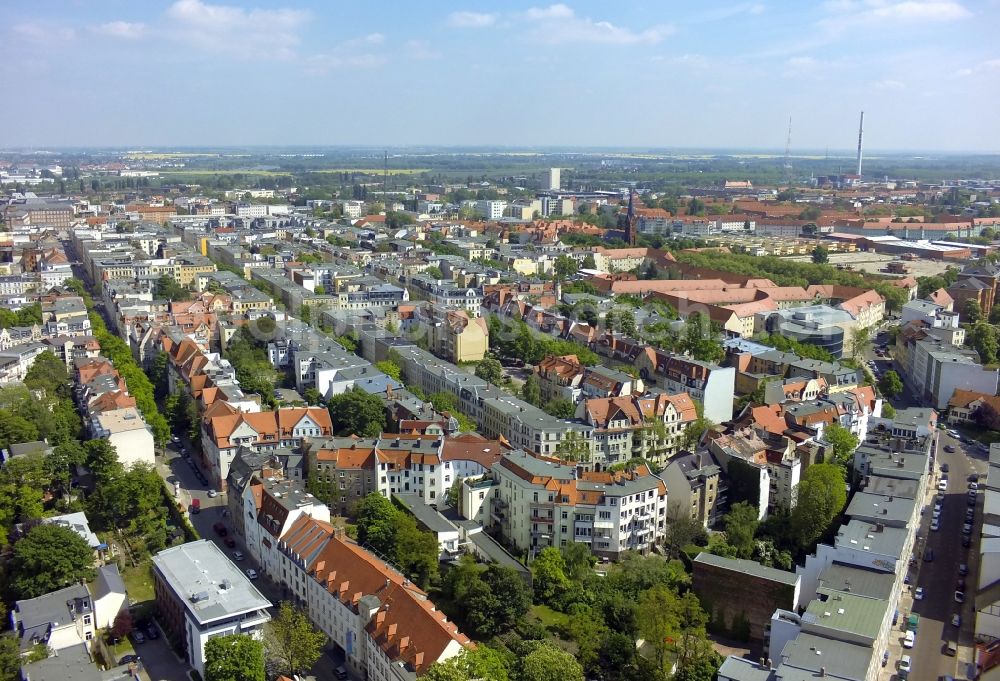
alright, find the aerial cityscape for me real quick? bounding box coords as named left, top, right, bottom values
left=1, top=2, right=1000, bottom=681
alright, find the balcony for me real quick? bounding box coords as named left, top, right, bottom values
left=574, top=535, right=593, bottom=543
left=530, top=515, right=554, bottom=524
left=594, top=520, right=615, bottom=530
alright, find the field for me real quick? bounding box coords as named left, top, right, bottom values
left=786, top=250, right=955, bottom=278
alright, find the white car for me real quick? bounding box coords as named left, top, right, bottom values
left=246, top=568, right=258, bottom=580
left=931, top=519, right=941, bottom=531
left=914, top=587, right=924, bottom=600
left=207, top=490, right=218, bottom=498
left=948, top=430, right=961, bottom=438
left=899, top=655, right=912, bottom=673
left=952, top=614, right=962, bottom=627
left=939, top=479, right=949, bottom=491
left=932, top=509, right=941, bottom=520
left=903, top=631, right=915, bottom=649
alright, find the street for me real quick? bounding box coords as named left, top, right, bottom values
left=887, top=430, right=987, bottom=681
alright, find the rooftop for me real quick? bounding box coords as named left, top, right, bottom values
left=152, top=540, right=272, bottom=625
left=693, top=552, right=799, bottom=586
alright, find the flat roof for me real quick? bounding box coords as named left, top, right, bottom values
left=803, top=588, right=888, bottom=640
left=834, top=519, right=906, bottom=560
left=845, top=491, right=915, bottom=525
left=455, top=520, right=531, bottom=576
left=152, top=540, right=271, bottom=625
left=816, top=563, right=896, bottom=601
left=693, top=552, right=799, bottom=586
left=778, top=632, right=874, bottom=680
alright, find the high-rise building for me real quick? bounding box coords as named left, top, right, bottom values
left=547, top=167, right=561, bottom=191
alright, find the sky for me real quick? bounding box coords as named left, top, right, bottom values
left=2, top=0, right=999, bottom=151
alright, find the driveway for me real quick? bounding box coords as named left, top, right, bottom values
left=132, top=634, right=190, bottom=681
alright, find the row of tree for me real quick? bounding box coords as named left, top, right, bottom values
left=355, top=493, right=441, bottom=588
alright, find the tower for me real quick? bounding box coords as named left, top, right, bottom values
left=383, top=150, right=389, bottom=208
left=856, top=111, right=864, bottom=177
left=783, top=116, right=793, bottom=176
left=547, top=168, right=561, bottom=191
left=624, top=190, right=638, bottom=246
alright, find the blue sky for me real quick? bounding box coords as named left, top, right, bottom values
left=2, top=0, right=998, bottom=150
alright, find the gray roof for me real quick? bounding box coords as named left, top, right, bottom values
left=693, top=552, right=799, bottom=586
left=845, top=491, right=915, bottom=526
left=152, top=540, right=271, bottom=625
left=13, top=583, right=92, bottom=650
left=834, top=519, right=907, bottom=560
left=816, top=563, right=896, bottom=601
left=862, top=473, right=921, bottom=498
left=778, top=632, right=874, bottom=680
left=94, top=564, right=126, bottom=601
left=718, top=656, right=775, bottom=681
left=42, top=512, right=101, bottom=549
left=19, top=642, right=101, bottom=681
left=455, top=520, right=531, bottom=577
left=393, top=494, right=458, bottom=534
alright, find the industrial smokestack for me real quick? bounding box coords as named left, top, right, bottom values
left=856, top=111, right=864, bottom=177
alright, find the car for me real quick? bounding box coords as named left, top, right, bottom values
left=963, top=536, right=972, bottom=548
left=969, top=495, right=977, bottom=507
left=945, top=641, right=958, bottom=657
left=959, top=563, right=969, bottom=575
left=963, top=523, right=973, bottom=535
left=246, top=568, right=258, bottom=580
left=119, top=654, right=139, bottom=666
left=970, top=473, right=980, bottom=482
left=146, top=623, right=159, bottom=640
left=132, top=631, right=145, bottom=644
left=952, top=614, right=962, bottom=627
left=970, top=482, right=980, bottom=491
left=941, top=463, right=950, bottom=473
left=899, top=655, right=912, bottom=672
left=171, top=435, right=179, bottom=442
left=334, top=666, right=349, bottom=680
left=933, top=509, right=942, bottom=520
left=931, top=519, right=941, bottom=531
left=213, top=522, right=227, bottom=537
left=232, top=550, right=244, bottom=561
left=224, top=536, right=236, bottom=548
left=914, top=587, right=925, bottom=600
left=955, top=590, right=966, bottom=603
left=903, top=631, right=915, bottom=649
left=208, top=489, right=218, bottom=498
left=945, top=445, right=956, bottom=453
left=936, top=492, right=946, bottom=502
left=938, top=479, right=949, bottom=491
left=924, top=549, right=935, bottom=562
left=882, top=650, right=890, bottom=667
left=949, top=429, right=961, bottom=438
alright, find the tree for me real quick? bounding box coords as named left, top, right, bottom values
left=205, top=634, right=265, bottom=681
left=555, top=430, right=591, bottom=463
left=878, top=370, right=904, bottom=398
left=394, top=514, right=439, bottom=588
left=970, top=321, right=999, bottom=365
left=963, top=298, right=983, bottom=324
left=474, top=357, right=504, bottom=384
left=989, top=305, right=1000, bottom=325
left=327, top=387, right=387, bottom=437
left=521, top=373, right=542, bottom=406
left=681, top=417, right=715, bottom=451
left=10, top=523, right=95, bottom=598
left=24, top=352, right=69, bottom=396
left=561, top=541, right=596, bottom=583
left=663, top=512, right=708, bottom=558
left=356, top=493, right=398, bottom=557
left=723, top=502, right=759, bottom=559
left=582, top=254, right=597, bottom=270
left=790, top=463, right=847, bottom=549
left=303, top=388, right=322, bottom=405
left=554, top=255, right=579, bottom=280
left=811, top=246, right=829, bottom=264
left=824, top=422, right=860, bottom=467
left=426, top=266, right=444, bottom=280
left=637, top=584, right=680, bottom=675
left=543, top=397, right=576, bottom=419
left=518, top=643, right=584, bottom=681
left=680, top=312, right=724, bottom=363
left=532, top=547, right=570, bottom=604
left=620, top=310, right=637, bottom=338
left=424, top=646, right=510, bottom=681
left=482, top=565, right=532, bottom=631
left=155, top=275, right=191, bottom=301
left=375, top=359, right=402, bottom=382
left=111, top=610, right=134, bottom=640
left=881, top=403, right=896, bottom=419
left=850, top=327, right=872, bottom=362
left=264, top=603, right=326, bottom=678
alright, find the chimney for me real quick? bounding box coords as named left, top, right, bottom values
left=820, top=667, right=827, bottom=678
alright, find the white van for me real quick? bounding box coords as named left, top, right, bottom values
left=903, top=630, right=915, bottom=648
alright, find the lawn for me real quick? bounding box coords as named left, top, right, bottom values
left=530, top=604, right=571, bottom=629
left=122, top=562, right=155, bottom=605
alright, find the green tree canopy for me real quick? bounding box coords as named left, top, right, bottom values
left=327, top=387, right=387, bottom=437
left=811, top=246, right=829, bottom=264
left=824, top=422, right=860, bottom=467
left=878, top=370, right=904, bottom=398
left=205, top=634, right=265, bottom=681
left=790, top=463, right=847, bottom=549
left=518, top=642, right=584, bottom=681
left=424, top=646, right=510, bottom=681
left=723, top=501, right=760, bottom=559
left=473, top=357, right=504, bottom=384
left=10, top=523, right=95, bottom=598
left=264, top=603, right=327, bottom=678
left=356, top=493, right=398, bottom=557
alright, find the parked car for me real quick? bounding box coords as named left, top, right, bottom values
left=914, top=587, right=924, bottom=600
left=959, top=563, right=969, bottom=575
left=945, top=445, right=956, bottom=453
left=899, top=655, right=912, bottom=673
left=955, top=590, right=966, bottom=603
left=132, top=631, right=145, bottom=644
left=246, top=568, right=258, bottom=580
left=963, top=523, right=973, bottom=535
left=334, top=666, right=349, bottom=680
left=146, top=623, right=159, bottom=640
left=931, top=519, right=941, bottom=531
left=941, top=463, right=950, bottom=473
left=232, top=550, right=244, bottom=561
left=208, top=489, right=218, bottom=498
left=952, top=614, right=962, bottom=627
left=213, top=522, right=227, bottom=537
left=957, top=577, right=966, bottom=589
left=903, top=630, right=915, bottom=648
left=924, top=549, right=935, bottom=562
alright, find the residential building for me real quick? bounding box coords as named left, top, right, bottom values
left=404, top=303, right=489, bottom=363
left=473, top=450, right=669, bottom=559
left=152, top=541, right=272, bottom=678
left=11, top=584, right=96, bottom=652
left=660, top=450, right=726, bottom=527
left=634, top=349, right=736, bottom=423
left=91, top=407, right=155, bottom=467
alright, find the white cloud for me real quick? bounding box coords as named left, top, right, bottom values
left=165, top=0, right=310, bottom=60
left=699, top=3, right=766, bottom=21
left=984, top=59, right=1000, bottom=69
left=783, top=56, right=819, bottom=75
left=956, top=67, right=974, bottom=76
left=92, top=21, right=146, bottom=40
left=447, top=11, right=499, bottom=28
left=304, top=52, right=387, bottom=75
left=522, top=4, right=674, bottom=45
left=343, top=33, right=384, bottom=47
left=821, top=1, right=970, bottom=33
left=651, top=53, right=710, bottom=68
left=404, top=40, right=441, bottom=60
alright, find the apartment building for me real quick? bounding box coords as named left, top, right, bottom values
left=634, top=348, right=736, bottom=423
left=152, top=541, right=272, bottom=679
left=202, top=406, right=333, bottom=489
left=576, top=392, right=698, bottom=469
left=468, top=450, right=668, bottom=559
left=271, top=517, right=471, bottom=680
left=895, top=323, right=1000, bottom=409
left=536, top=354, right=641, bottom=403
left=660, top=450, right=726, bottom=527
left=404, top=302, right=489, bottom=363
